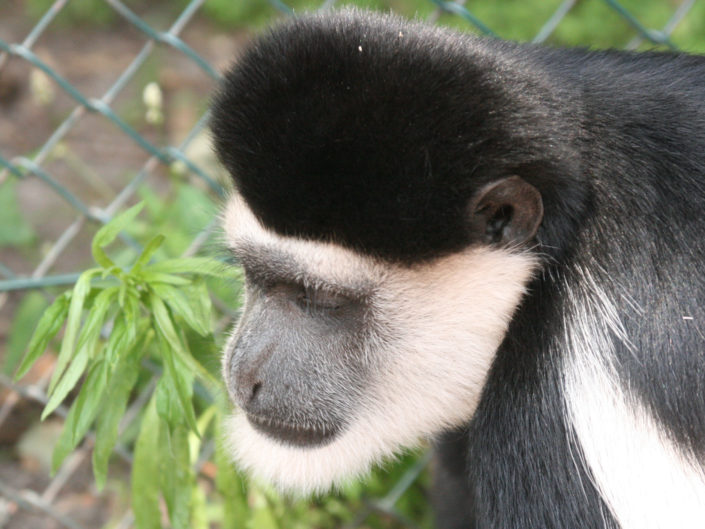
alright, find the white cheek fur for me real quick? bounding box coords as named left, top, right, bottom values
left=222, top=193, right=538, bottom=494
left=371, top=247, right=539, bottom=454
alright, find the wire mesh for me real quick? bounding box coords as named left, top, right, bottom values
left=0, top=0, right=700, bottom=527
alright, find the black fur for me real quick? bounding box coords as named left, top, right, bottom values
left=212, top=9, right=705, bottom=528
left=211, top=10, right=586, bottom=263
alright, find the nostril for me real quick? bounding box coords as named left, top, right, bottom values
left=233, top=375, right=264, bottom=409
left=250, top=381, right=262, bottom=403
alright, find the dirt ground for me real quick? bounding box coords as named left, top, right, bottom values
left=0, top=2, right=250, bottom=527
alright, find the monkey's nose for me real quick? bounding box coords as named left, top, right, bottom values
left=236, top=377, right=263, bottom=408
left=228, top=337, right=275, bottom=410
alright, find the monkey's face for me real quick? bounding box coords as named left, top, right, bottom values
left=221, top=193, right=538, bottom=494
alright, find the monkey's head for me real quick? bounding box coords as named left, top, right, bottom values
left=212, top=10, right=582, bottom=494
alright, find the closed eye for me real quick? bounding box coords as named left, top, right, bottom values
left=254, top=279, right=354, bottom=313
left=297, top=286, right=351, bottom=311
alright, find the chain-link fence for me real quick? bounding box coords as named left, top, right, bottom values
left=0, top=1, right=701, bottom=528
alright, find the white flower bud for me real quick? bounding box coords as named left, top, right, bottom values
left=30, top=69, right=54, bottom=106
left=142, top=81, right=163, bottom=110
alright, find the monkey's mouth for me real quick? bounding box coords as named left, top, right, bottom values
left=246, top=413, right=339, bottom=447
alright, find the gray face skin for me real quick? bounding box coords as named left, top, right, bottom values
left=225, top=254, right=375, bottom=447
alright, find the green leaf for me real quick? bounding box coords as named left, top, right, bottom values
left=52, top=360, right=109, bottom=472
left=92, top=202, right=145, bottom=268
left=149, top=294, right=186, bottom=358
left=68, top=360, right=109, bottom=446
left=151, top=282, right=212, bottom=337
left=190, top=279, right=212, bottom=335
left=189, top=406, right=216, bottom=464
left=73, top=286, right=118, bottom=354
left=132, top=396, right=162, bottom=529
left=183, top=329, right=220, bottom=382
left=145, top=257, right=238, bottom=278
left=118, top=281, right=128, bottom=307
left=132, top=234, right=166, bottom=272
left=42, top=343, right=91, bottom=420
left=150, top=295, right=199, bottom=433
left=156, top=373, right=191, bottom=428
left=159, top=340, right=198, bottom=435
left=122, top=288, right=140, bottom=345
left=160, top=426, right=192, bottom=529
left=5, top=292, right=49, bottom=376
left=101, top=265, right=123, bottom=280
left=149, top=290, right=219, bottom=388
left=102, top=315, right=140, bottom=368
left=93, top=338, right=141, bottom=490
left=15, top=291, right=70, bottom=380
left=48, top=268, right=100, bottom=394
left=140, top=271, right=191, bottom=286
left=43, top=286, right=116, bottom=420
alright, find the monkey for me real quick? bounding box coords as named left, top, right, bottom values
left=210, top=9, right=705, bottom=529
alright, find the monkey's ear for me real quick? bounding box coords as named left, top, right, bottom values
left=468, top=176, right=544, bottom=246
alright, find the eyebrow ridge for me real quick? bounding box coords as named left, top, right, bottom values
left=229, top=240, right=371, bottom=297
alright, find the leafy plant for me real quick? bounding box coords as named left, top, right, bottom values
left=15, top=202, right=238, bottom=527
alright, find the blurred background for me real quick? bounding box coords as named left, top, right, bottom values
left=1, top=1, right=703, bottom=528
